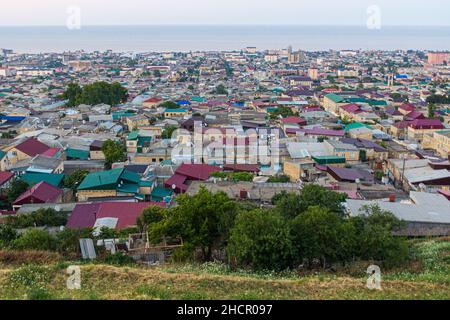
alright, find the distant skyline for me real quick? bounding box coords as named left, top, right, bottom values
left=2, top=0, right=450, bottom=27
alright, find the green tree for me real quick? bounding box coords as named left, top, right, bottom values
left=0, top=225, right=18, bottom=248
left=161, top=125, right=178, bottom=139
left=228, top=209, right=293, bottom=271
left=137, top=206, right=166, bottom=233
left=12, top=229, right=56, bottom=251
left=6, top=179, right=29, bottom=206
left=272, top=185, right=348, bottom=219
left=101, top=139, right=126, bottom=169
left=290, top=206, right=346, bottom=268
left=349, top=205, right=409, bottom=268
left=62, top=83, right=82, bottom=107
left=214, top=84, right=228, bottom=95
left=428, top=103, right=436, bottom=118
left=64, top=170, right=89, bottom=190
left=6, top=208, right=68, bottom=229
left=62, top=81, right=128, bottom=107
left=153, top=187, right=238, bottom=261
left=159, top=101, right=180, bottom=109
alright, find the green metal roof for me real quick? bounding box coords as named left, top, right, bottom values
left=118, top=183, right=139, bottom=194
left=78, top=168, right=124, bottom=190
left=127, top=131, right=139, bottom=140
left=0, top=150, right=6, bottom=159
left=165, top=108, right=188, bottom=113
left=344, top=122, right=373, bottom=132
left=151, top=187, right=173, bottom=201
left=21, top=173, right=64, bottom=187
left=65, top=148, right=89, bottom=160
left=325, top=93, right=345, bottom=103
left=312, top=156, right=346, bottom=165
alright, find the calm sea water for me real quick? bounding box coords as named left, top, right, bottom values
left=0, top=25, right=449, bottom=53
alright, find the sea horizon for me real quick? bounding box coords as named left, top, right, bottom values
left=1, top=25, right=449, bottom=53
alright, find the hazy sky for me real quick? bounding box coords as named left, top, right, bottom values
left=2, top=0, right=450, bottom=26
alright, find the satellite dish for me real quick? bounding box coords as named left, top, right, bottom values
left=172, top=184, right=176, bottom=190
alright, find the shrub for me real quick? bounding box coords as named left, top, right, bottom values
left=6, top=208, right=68, bottom=229
left=12, top=229, right=57, bottom=251
left=228, top=209, right=293, bottom=271
left=0, top=250, right=61, bottom=266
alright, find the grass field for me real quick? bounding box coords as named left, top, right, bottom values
left=0, top=238, right=448, bottom=300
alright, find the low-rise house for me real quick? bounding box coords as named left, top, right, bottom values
left=3, top=137, right=51, bottom=169
left=407, top=119, right=444, bottom=143
left=164, top=108, right=189, bottom=118
left=89, top=140, right=105, bottom=160
left=20, top=172, right=64, bottom=187
left=165, top=163, right=221, bottom=193
left=0, top=171, right=14, bottom=192
left=345, top=192, right=450, bottom=236
left=13, top=181, right=62, bottom=210
left=66, top=201, right=165, bottom=230
left=77, top=168, right=143, bottom=201
left=422, top=130, right=450, bottom=158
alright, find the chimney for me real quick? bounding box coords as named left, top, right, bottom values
left=389, top=194, right=396, bottom=203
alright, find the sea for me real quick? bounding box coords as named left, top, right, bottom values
left=0, top=25, right=449, bottom=53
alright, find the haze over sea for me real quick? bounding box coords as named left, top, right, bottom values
left=0, top=25, right=449, bottom=53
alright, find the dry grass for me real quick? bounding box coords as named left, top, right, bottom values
left=0, top=263, right=448, bottom=300
left=0, top=250, right=62, bottom=267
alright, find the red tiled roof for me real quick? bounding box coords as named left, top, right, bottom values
left=41, top=147, right=61, bottom=157
left=165, top=173, right=189, bottom=192
left=409, top=119, right=444, bottom=130
left=96, top=202, right=165, bottom=229
left=281, top=116, right=307, bottom=125
left=66, top=202, right=165, bottom=230
left=0, top=171, right=14, bottom=186
left=66, top=203, right=100, bottom=229
left=144, top=97, right=163, bottom=103
left=399, top=103, right=415, bottom=112
left=175, top=163, right=221, bottom=181
left=223, top=164, right=260, bottom=173
left=340, top=103, right=361, bottom=113
left=13, top=181, right=62, bottom=205
left=15, top=138, right=50, bottom=157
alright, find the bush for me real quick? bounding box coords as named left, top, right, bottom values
left=0, top=225, right=18, bottom=248
left=12, top=229, right=57, bottom=251
left=6, top=208, right=68, bottom=229
left=101, top=252, right=135, bottom=266
left=228, top=209, right=293, bottom=271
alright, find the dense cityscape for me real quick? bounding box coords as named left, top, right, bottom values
left=0, top=46, right=449, bottom=300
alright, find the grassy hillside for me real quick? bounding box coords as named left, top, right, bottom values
left=0, top=238, right=448, bottom=300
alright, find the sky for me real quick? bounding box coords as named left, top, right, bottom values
left=1, top=0, right=450, bottom=26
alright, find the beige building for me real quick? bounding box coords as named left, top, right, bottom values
left=422, top=130, right=450, bottom=158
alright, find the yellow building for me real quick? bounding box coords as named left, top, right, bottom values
left=423, top=130, right=450, bottom=158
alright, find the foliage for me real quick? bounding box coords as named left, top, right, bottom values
left=55, top=228, right=93, bottom=257
left=427, top=103, right=436, bottom=118
left=62, top=81, right=128, bottom=107
left=101, top=139, right=126, bottom=168
left=214, top=84, right=228, bottom=95
left=228, top=209, right=293, bottom=271
left=0, top=225, right=18, bottom=248
left=269, top=106, right=298, bottom=120
left=161, top=125, right=178, bottom=139
left=5, top=179, right=29, bottom=206
left=64, top=169, right=89, bottom=190
left=101, top=252, right=136, bottom=266
left=272, top=185, right=348, bottom=219
left=151, top=187, right=238, bottom=261
left=137, top=206, right=166, bottom=232
left=12, top=229, right=57, bottom=251
left=159, top=101, right=179, bottom=109
left=6, top=208, right=68, bottom=229
left=426, top=94, right=450, bottom=104
left=291, top=206, right=351, bottom=267
left=267, top=175, right=290, bottom=183
left=210, top=171, right=254, bottom=182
